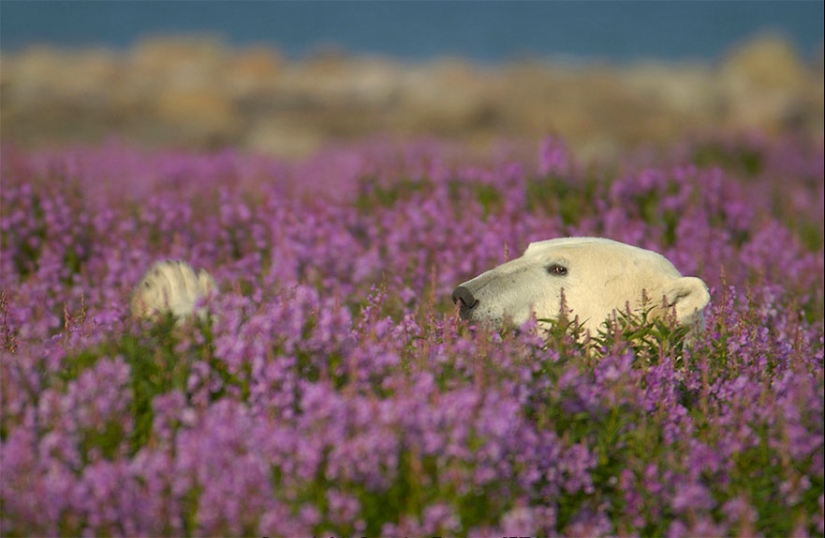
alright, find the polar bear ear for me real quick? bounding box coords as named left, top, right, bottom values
left=664, top=276, right=710, bottom=325
left=524, top=241, right=546, bottom=255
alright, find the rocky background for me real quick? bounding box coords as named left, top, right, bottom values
left=1, top=33, right=822, bottom=160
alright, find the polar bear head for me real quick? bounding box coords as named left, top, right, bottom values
left=452, top=237, right=710, bottom=334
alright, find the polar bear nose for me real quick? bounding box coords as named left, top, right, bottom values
left=452, top=286, right=479, bottom=311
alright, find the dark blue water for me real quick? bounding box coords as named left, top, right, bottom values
left=1, top=1, right=823, bottom=63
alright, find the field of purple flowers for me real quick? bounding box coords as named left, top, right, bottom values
left=1, top=135, right=823, bottom=536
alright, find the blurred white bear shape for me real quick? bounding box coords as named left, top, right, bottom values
left=130, top=260, right=217, bottom=321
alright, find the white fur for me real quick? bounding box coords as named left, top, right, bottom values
left=452, top=237, right=710, bottom=333
left=131, top=238, right=710, bottom=335
left=130, top=260, right=217, bottom=321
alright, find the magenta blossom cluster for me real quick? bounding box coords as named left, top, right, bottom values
left=1, top=135, right=823, bottom=536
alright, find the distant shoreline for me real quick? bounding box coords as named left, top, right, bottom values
left=1, top=35, right=822, bottom=160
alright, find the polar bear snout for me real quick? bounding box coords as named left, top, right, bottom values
left=452, top=285, right=479, bottom=319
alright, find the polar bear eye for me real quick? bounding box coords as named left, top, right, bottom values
left=547, top=264, right=568, bottom=276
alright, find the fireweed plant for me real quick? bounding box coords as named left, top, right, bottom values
left=0, top=136, right=822, bottom=536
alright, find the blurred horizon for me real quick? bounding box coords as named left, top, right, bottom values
left=2, top=1, right=823, bottom=160
left=2, top=1, right=823, bottom=63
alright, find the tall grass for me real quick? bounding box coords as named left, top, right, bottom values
left=1, top=135, right=822, bottom=536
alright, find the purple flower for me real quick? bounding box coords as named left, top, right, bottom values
left=538, top=136, right=571, bottom=177
left=671, top=483, right=715, bottom=514
left=1, top=135, right=822, bottom=536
